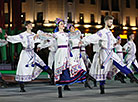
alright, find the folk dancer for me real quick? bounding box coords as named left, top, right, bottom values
left=35, top=18, right=86, bottom=98
left=67, top=24, right=94, bottom=89
left=113, top=36, right=126, bottom=83
left=4, top=21, right=53, bottom=92
left=123, top=32, right=138, bottom=82
left=37, top=36, right=57, bottom=85
left=80, top=15, right=138, bottom=94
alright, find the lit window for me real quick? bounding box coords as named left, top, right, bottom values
left=79, top=13, right=84, bottom=23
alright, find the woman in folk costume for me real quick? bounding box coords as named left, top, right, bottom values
left=80, top=46, right=92, bottom=72
left=123, top=32, right=138, bottom=77
left=80, top=33, right=92, bottom=72
left=35, top=18, right=86, bottom=98
left=80, top=15, right=138, bottom=94
left=67, top=24, right=94, bottom=89
left=4, top=21, right=53, bottom=92
left=114, top=36, right=124, bottom=61
left=113, top=36, right=126, bottom=83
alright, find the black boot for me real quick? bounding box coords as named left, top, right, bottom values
left=44, top=66, right=54, bottom=85
left=119, top=72, right=126, bottom=83
left=84, top=73, right=94, bottom=89
left=121, top=72, right=127, bottom=79
left=86, top=73, right=96, bottom=82
left=114, top=72, right=126, bottom=83
left=45, top=67, right=53, bottom=77
left=58, top=87, right=63, bottom=98
left=20, top=83, right=26, bottom=92
left=100, top=85, right=105, bottom=94
left=127, top=73, right=138, bottom=83
left=0, top=78, right=8, bottom=88
left=84, top=80, right=93, bottom=89
left=64, top=85, right=71, bottom=91
left=50, top=76, right=55, bottom=85
left=93, top=80, right=97, bottom=87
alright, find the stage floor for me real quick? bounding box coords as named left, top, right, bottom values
left=0, top=79, right=138, bottom=102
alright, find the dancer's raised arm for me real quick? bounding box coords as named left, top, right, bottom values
left=34, top=30, right=56, bottom=40
left=6, top=33, right=24, bottom=44
left=79, top=31, right=103, bottom=47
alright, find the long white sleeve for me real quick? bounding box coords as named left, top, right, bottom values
left=37, top=30, right=55, bottom=40
left=82, top=33, right=102, bottom=46
left=7, top=34, right=23, bottom=44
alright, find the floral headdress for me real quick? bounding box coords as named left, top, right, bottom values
left=55, top=18, right=64, bottom=26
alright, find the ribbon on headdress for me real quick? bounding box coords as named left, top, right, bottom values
left=67, top=24, right=73, bottom=30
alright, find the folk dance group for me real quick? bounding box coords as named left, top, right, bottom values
left=0, top=15, right=138, bottom=98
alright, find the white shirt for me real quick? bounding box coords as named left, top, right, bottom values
left=82, top=28, right=117, bottom=52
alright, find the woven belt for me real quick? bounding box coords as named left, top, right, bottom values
left=72, top=46, right=80, bottom=49
left=58, top=45, right=68, bottom=48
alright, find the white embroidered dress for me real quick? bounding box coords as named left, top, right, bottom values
left=69, top=30, right=86, bottom=71
left=39, top=31, right=86, bottom=85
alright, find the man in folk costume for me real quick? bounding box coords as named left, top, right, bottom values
left=123, top=32, right=138, bottom=78
left=37, top=36, right=57, bottom=71
left=80, top=15, right=138, bottom=94
left=4, top=21, right=53, bottom=92
left=37, top=37, right=57, bottom=85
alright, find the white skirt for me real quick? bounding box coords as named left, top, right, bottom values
left=54, top=47, right=86, bottom=85
left=89, top=51, right=113, bottom=81
left=16, top=49, right=45, bottom=82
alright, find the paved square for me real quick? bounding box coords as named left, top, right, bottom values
left=0, top=79, right=138, bottom=102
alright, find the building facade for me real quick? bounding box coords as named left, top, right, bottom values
left=2, top=0, right=138, bottom=33
left=1, top=0, right=138, bottom=65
